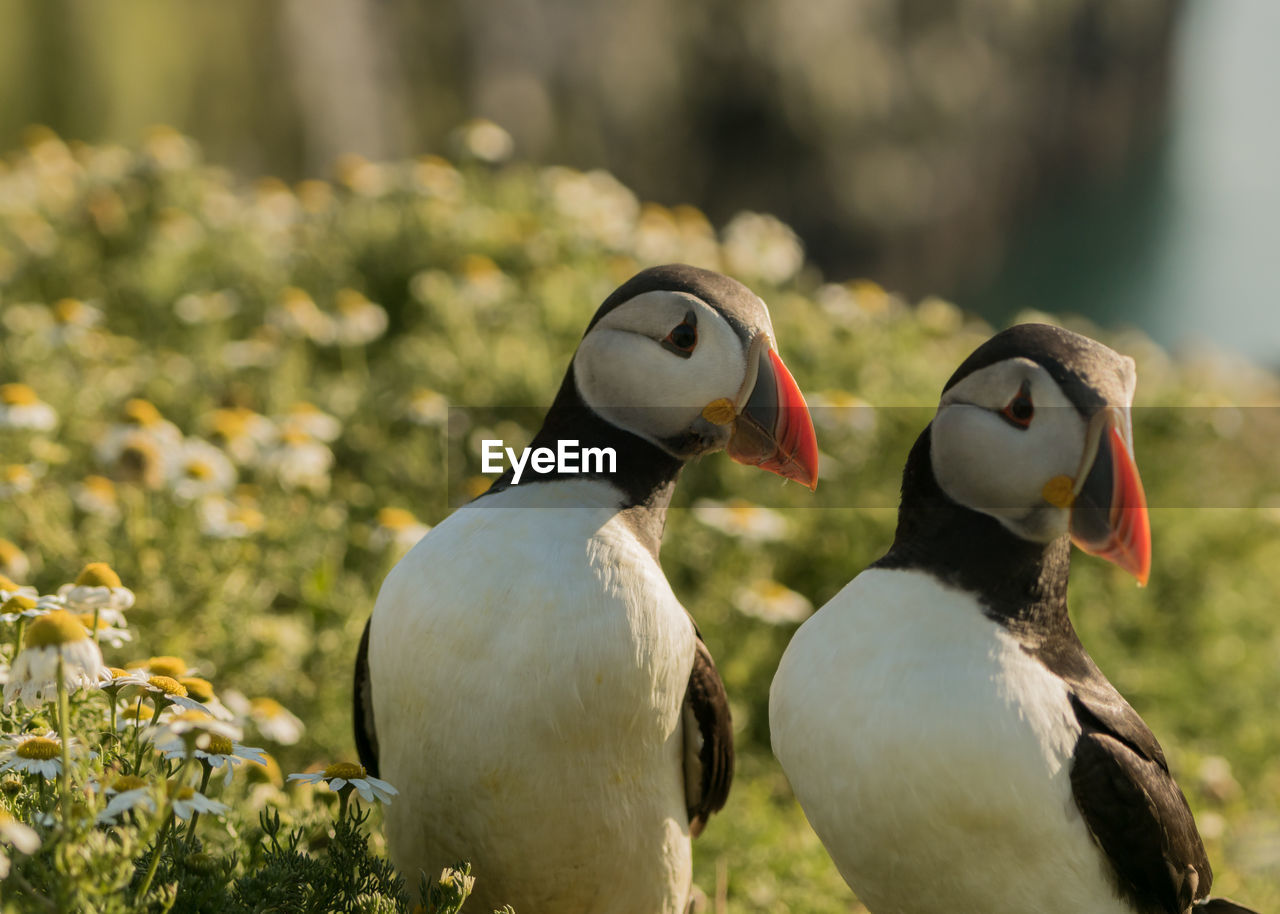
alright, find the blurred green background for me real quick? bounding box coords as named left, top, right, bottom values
left=1, top=0, right=1276, bottom=361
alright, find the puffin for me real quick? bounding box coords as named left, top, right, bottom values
left=770, top=324, right=1256, bottom=914
left=355, top=264, right=819, bottom=913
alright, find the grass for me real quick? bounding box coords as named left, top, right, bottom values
left=1, top=126, right=1277, bottom=911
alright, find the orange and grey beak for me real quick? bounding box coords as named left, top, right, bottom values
left=1068, top=408, right=1151, bottom=585
left=725, top=342, right=819, bottom=490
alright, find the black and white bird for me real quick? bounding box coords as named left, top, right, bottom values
left=771, top=324, right=1256, bottom=914
left=355, top=264, right=818, bottom=913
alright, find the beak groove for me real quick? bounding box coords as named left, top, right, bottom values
left=725, top=344, right=819, bottom=490
left=1068, top=412, right=1151, bottom=585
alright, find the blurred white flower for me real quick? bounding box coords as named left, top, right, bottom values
left=0, top=541, right=31, bottom=583
left=0, top=808, right=40, bottom=877
left=330, top=289, right=388, bottom=346
left=96, top=775, right=157, bottom=823
left=169, top=438, right=237, bottom=502
left=267, top=287, right=334, bottom=344
left=72, top=475, right=121, bottom=521
left=451, top=118, right=514, bottom=164
left=691, top=498, right=789, bottom=543
left=197, top=494, right=265, bottom=539
left=174, top=290, right=239, bottom=325
left=404, top=389, right=449, bottom=427
left=0, top=383, right=57, bottom=431
left=0, top=463, right=42, bottom=497
left=732, top=579, right=813, bottom=625
left=276, top=402, right=342, bottom=443
left=169, top=784, right=230, bottom=821
left=57, top=563, right=135, bottom=627
left=203, top=407, right=278, bottom=466
left=370, top=507, right=432, bottom=554
left=223, top=691, right=305, bottom=745
left=261, top=431, right=333, bottom=494
left=722, top=211, right=804, bottom=285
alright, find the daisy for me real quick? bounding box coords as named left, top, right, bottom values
left=266, top=288, right=334, bottom=345
left=168, top=783, right=230, bottom=822
left=288, top=762, right=397, bottom=806
left=169, top=438, right=237, bottom=502
left=261, top=430, right=332, bottom=494
left=97, top=428, right=172, bottom=489
left=202, top=406, right=278, bottom=467
left=223, top=692, right=305, bottom=745
left=155, top=731, right=267, bottom=785
left=177, top=676, right=235, bottom=721
left=128, top=655, right=192, bottom=679
left=0, top=593, right=45, bottom=624
left=404, top=388, right=449, bottom=427
left=0, top=574, right=37, bottom=603
left=0, top=541, right=31, bottom=585
left=330, top=289, right=388, bottom=346
left=276, top=402, right=342, bottom=443
left=691, top=498, right=789, bottom=543
left=369, top=507, right=432, bottom=554
left=732, top=579, right=814, bottom=625
left=57, top=562, right=134, bottom=628
left=95, top=774, right=157, bottom=823
left=48, top=298, right=104, bottom=345
left=0, top=383, right=57, bottom=431
left=197, top=493, right=265, bottom=539
left=3, top=610, right=108, bottom=707
left=148, top=710, right=243, bottom=755
left=0, top=808, right=40, bottom=878
left=77, top=612, right=131, bottom=649
left=0, top=732, right=74, bottom=779
left=174, top=290, right=239, bottom=325
left=116, top=671, right=212, bottom=715
left=72, top=475, right=121, bottom=521
left=0, top=463, right=42, bottom=498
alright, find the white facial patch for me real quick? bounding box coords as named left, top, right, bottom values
left=573, top=290, right=750, bottom=444
left=931, top=359, right=1088, bottom=541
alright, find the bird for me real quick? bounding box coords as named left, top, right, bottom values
left=355, top=263, right=819, bottom=913
left=770, top=323, right=1257, bottom=914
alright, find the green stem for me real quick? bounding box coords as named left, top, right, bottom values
left=338, top=785, right=350, bottom=822
left=13, top=617, right=25, bottom=656
left=91, top=607, right=101, bottom=646
left=185, top=763, right=214, bottom=848
left=134, top=813, right=172, bottom=905
left=55, top=654, right=71, bottom=827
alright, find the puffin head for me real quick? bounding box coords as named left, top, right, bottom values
left=928, top=323, right=1151, bottom=583
left=571, top=264, right=818, bottom=489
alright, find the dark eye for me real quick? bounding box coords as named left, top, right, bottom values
left=1000, top=382, right=1034, bottom=429
left=660, top=311, right=698, bottom=358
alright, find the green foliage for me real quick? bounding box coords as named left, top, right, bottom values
left=1, top=129, right=1278, bottom=911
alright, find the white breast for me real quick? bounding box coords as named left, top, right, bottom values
left=769, top=568, right=1130, bottom=914
left=370, top=480, right=696, bottom=914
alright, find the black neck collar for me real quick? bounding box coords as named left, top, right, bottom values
left=873, top=426, right=1074, bottom=643
left=478, top=366, right=684, bottom=558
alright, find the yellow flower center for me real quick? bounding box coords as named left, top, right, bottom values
left=3, top=465, right=30, bottom=484
left=24, top=610, right=90, bottom=647
left=148, top=676, right=188, bottom=697
left=82, top=475, right=117, bottom=499
left=280, top=286, right=312, bottom=307
left=77, top=613, right=109, bottom=631
left=179, top=677, right=215, bottom=702
left=146, top=656, right=187, bottom=678
left=75, top=562, right=123, bottom=588
left=0, top=383, right=39, bottom=406
left=169, top=784, right=195, bottom=801
left=108, top=667, right=130, bottom=678
left=335, top=288, right=369, bottom=315
left=2, top=594, right=36, bottom=613
left=52, top=298, right=85, bottom=324
left=16, top=737, right=60, bottom=760
left=289, top=402, right=318, bottom=415
left=111, top=774, right=147, bottom=792
left=203, top=735, right=234, bottom=756
left=376, top=507, right=417, bottom=529
left=185, top=459, right=217, bottom=481
left=280, top=428, right=311, bottom=446
left=322, top=762, right=365, bottom=780
left=121, top=705, right=155, bottom=722
left=0, top=573, right=19, bottom=592
left=123, top=399, right=162, bottom=427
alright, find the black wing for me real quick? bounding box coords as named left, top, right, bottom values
left=1042, top=639, right=1212, bottom=913
left=681, top=632, right=734, bottom=837
left=353, top=616, right=380, bottom=777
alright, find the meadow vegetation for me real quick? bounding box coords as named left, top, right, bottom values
left=1, top=125, right=1277, bottom=911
